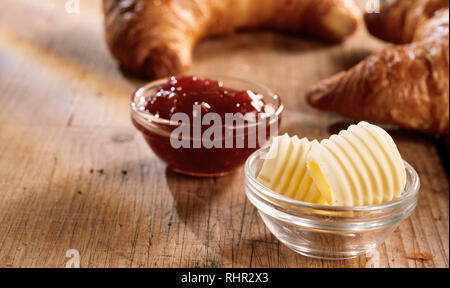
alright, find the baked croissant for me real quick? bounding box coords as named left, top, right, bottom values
left=306, top=0, right=449, bottom=135
left=103, top=0, right=361, bottom=79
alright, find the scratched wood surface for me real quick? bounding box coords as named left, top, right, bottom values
left=0, top=0, right=448, bottom=268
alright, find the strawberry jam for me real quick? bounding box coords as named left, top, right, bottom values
left=131, top=76, right=282, bottom=177
left=145, top=76, right=267, bottom=120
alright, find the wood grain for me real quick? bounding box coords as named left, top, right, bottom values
left=0, top=0, right=448, bottom=268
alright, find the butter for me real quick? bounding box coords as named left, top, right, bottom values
left=257, top=134, right=327, bottom=205
left=256, top=122, right=406, bottom=207
left=308, top=122, right=406, bottom=206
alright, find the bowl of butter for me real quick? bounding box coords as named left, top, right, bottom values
left=244, top=121, right=420, bottom=260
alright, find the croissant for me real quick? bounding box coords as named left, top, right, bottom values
left=103, top=0, right=361, bottom=79
left=306, top=0, right=449, bottom=135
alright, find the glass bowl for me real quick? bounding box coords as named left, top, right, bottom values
left=130, top=75, right=284, bottom=177
left=244, top=146, right=420, bottom=260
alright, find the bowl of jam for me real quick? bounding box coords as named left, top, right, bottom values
left=130, top=75, right=284, bottom=177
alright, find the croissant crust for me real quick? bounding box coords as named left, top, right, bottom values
left=307, top=0, right=449, bottom=134
left=103, top=0, right=361, bottom=79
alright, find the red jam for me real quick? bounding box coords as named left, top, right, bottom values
left=132, top=76, right=281, bottom=176
left=145, top=76, right=266, bottom=120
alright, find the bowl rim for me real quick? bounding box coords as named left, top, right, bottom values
left=244, top=145, right=420, bottom=212
left=130, top=74, right=284, bottom=130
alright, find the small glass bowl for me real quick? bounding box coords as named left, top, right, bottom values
left=130, top=75, right=284, bottom=177
left=244, top=146, right=420, bottom=260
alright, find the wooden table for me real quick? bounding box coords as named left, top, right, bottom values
left=0, top=0, right=448, bottom=268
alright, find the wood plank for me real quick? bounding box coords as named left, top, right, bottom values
left=0, top=0, right=447, bottom=268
